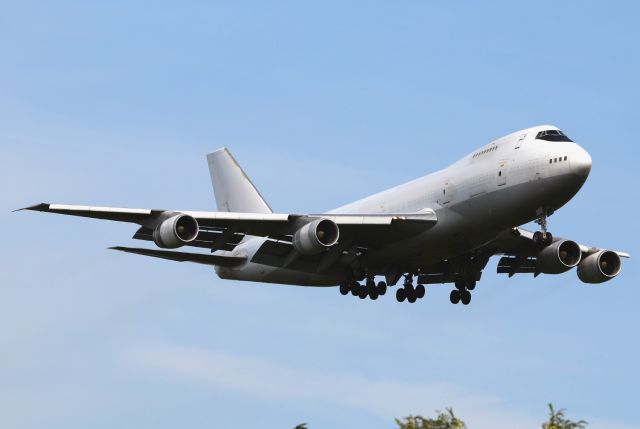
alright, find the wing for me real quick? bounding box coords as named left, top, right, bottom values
left=19, top=203, right=437, bottom=270
left=109, top=246, right=246, bottom=266
left=484, top=227, right=630, bottom=277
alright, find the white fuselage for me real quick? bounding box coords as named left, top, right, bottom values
left=216, top=125, right=592, bottom=286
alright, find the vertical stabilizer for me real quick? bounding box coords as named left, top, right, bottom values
left=206, top=148, right=273, bottom=213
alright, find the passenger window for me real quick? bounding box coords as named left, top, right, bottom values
left=564, top=156, right=567, bottom=161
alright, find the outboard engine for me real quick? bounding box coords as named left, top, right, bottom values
left=152, top=214, right=199, bottom=249
left=577, top=250, right=622, bottom=284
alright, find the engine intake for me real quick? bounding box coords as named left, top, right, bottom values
left=577, top=250, right=622, bottom=284
left=536, top=239, right=582, bottom=274
left=292, top=218, right=339, bottom=255
left=152, top=214, right=199, bottom=249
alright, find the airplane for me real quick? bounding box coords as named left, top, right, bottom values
left=18, top=125, right=630, bottom=305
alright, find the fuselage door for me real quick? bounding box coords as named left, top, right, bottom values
left=498, top=161, right=507, bottom=186
left=438, top=180, right=453, bottom=205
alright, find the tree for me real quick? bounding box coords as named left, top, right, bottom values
left=395, top=408, right=467, bottom=429
left=542, top=403, right=588, bottom=429
left=293, top=425, right=307, bottom=429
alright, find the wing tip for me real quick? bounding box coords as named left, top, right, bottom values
left=13, top=203, right=50, bottom=213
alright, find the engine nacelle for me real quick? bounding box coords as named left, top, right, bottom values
left=577, top=250, right=622, bottom=284
left=292, top=218, right=339, bottom=255
left=536, top=239, right=582, bottom=274
left=152, top=214, right=199, bottom=249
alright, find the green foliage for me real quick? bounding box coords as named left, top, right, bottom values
left=293, top=424, right=308, bottom=429
left=395, top=408, right=467, bottom=429
left=541, top=404, right=588, bottom=429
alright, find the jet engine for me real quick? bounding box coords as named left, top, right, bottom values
left=292, top=218, right=339, bottom=255
left=577, top=250, right=622, bottom=284
left=536, top=239, right=582, bottom=274
left=152, top=214, right=199, bottom=249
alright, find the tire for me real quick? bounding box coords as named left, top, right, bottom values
left=369, top=291, right=379, bottom=300
left=407, top=294, right=417, bottom=303
left=350, top=281, right=360, bottom=296
left=358, top=288, right=368, bottom=299
left=533, top=231, right=544, bottom=246
left=466, top=279, right=476, bottom=291
left=396, top=288, right=406, bottom=302
left=450, top=289, right=461, bottom=304
left=339, top=282, right=350, bottom=295
left=461, top=290, right=471, bottom=305
left=377, top=281, right=387, bottom=296
left=367, top=282, right=376, bottom=296
left=415, top=284, right=425, bottom=299
left=454, top=277, right=465, bottom=290
left=544, top=232, right=553, bottom=246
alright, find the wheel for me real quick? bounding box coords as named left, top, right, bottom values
left=367, top=281, right=376, bottom=296
left=415, top=284, right=425, bottom=299
left=466, top=279, right=476, bottom=291
left=533, top=231, right=542, bottom=245
left=377, top=281, right=387, bottom=296
left=350, top=281, right=360, bottom=296
left=369, top=290, right=379, bottom=300
left=461, top=289, right=471, bottom=305
left=396, top=288, right=406, bottom=302
left=450, top=289, right=461, bottom=304
left=339, top=282, right=350, bottom=295
left=533, top=231, right=553, bottom=246
left=407, top=293, right=417, bottom=303
left=358, top=288, right=368, bottom=299
left=454, top=277, right=465, bottom=290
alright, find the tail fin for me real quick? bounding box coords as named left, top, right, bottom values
left=206, top=148, right=273, bottom=213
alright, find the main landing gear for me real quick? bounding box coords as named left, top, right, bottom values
left=533, top=208, right=554, bottom=246
left=339, top=276, right=387, bottom=301
left=449, top=276, right=474, bottom=305
left=395, top=274, right=425, bottom=303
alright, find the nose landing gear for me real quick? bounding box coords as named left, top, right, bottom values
left=533, top=208, right=554, bottom=246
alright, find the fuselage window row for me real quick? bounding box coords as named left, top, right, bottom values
left=472, top=145, right=497, bottom=158
left=549, top=156, right=569, bottom=164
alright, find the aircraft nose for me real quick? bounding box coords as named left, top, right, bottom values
left=571, top=146, right=592, bottom=177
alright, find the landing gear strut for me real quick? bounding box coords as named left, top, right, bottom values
left=533, top=209, right=554, bottom=246
left=450, top=276, right=473, bottom=305
left=339, top=274, right=387, bottom=301
left=395, top=274, right=425, bottom=304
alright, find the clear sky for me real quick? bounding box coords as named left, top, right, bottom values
left=1, top=1, right=639, bottom=428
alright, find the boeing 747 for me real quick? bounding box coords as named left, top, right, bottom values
left=19, top=125, right=629, bottom=305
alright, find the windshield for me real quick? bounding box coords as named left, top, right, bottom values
left=536, top=129, right=573, bottom=142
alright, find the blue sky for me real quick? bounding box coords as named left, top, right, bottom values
left=1, top=1, right=639, bottom=428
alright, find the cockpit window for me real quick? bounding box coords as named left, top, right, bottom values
left=536, top=129, right=573, bottom=142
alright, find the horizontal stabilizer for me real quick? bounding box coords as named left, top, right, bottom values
left=109, top=246, right=246, bottom=267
